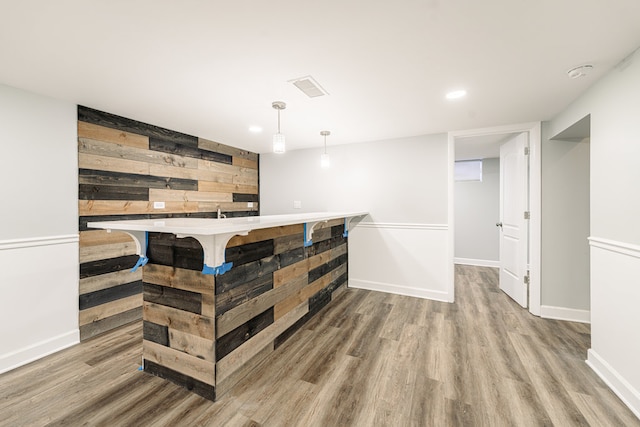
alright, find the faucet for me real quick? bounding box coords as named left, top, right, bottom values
left=217, top=206, right=226, bottom=219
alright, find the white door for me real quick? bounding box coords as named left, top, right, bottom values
left=498, top=133, right=529, bottom=307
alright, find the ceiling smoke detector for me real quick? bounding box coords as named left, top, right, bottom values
left=289, top=75, right=329, bottom=98
left=567, top=64, right=593, bottom=79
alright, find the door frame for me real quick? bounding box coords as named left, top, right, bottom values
left=447, top=122, right=541, bottom=315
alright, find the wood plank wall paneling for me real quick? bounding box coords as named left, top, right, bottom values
left=213, top=219, right=349, bottom=398
left=138, top=220, right=349, bottom=401
left=78, top=105, right=259, bottom=341
left=142, top=231, right=217, bottom=400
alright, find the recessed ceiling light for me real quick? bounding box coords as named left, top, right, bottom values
left=249, top=125, right=262, bottom=133
left=567, top=64, right=593, bottom=79
left=446, top=89, right=467, bottom=100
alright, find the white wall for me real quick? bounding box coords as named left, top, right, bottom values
left=454, top=158, right=500, bottom=267
left=0, top=84, right=79, bottom=373
left=261, top=134, right=451, bottom=301
left=546, top=47, right=640, bottom=418
left=540, top=131, right=590, bottom=322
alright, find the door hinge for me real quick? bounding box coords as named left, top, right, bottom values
left=524, top=272, right=530, bottom=285
left=524, top=211, right=530, bottom=219
left=524, top=146, right=530, bottom=155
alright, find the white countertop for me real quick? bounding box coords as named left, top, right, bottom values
left=88, top=211, right=368, bottom=275
left=87, top=211, right=369, bottom=235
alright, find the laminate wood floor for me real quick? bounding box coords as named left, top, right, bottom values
left=1, top=265, right=638, bottom=426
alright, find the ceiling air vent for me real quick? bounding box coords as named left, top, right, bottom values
left=289, top=75, right=329, bottom=98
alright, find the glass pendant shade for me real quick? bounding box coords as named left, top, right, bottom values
left=273, top=132, right=286, bottom=153
left=320, top=153, right=331, bottom=168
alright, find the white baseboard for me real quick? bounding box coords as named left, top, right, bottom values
left=454, top=257, right=500, bottom=268
left=587, top=349, right=640, bottom=420
left=0, top=329, right=80, bottom=374
left=540, top=305, right=590, bottom=324
left=349, top=279, right=450, bottom=302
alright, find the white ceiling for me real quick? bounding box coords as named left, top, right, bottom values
left=1, top=1, right=639, bottom=154
left=455, top=133, right=516, bottom=161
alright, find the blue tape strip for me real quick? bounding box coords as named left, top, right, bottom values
left=130, top=231, right=149, bottom=272
left=202, top=262, right=233, bottom=276
left=138, top=365, right=143, bottom=371
left=131, top=256, right=148, bottom=272
left=303, top=223, right=313, bottom=247
left=343, top=217, right=349, bottom=238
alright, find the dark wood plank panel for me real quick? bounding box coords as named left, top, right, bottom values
left=79, top=168, right=198, bottom=191
left=232, top=193, right=259, bottom=203
left=147, top=234, right=204, bottom=272
left=143, top=283, right=203, bottom=315
left=308, top=253, right=348, bottom=283
left=225, top=239, right=274, bottom=267
left=143, top=321, right=169, bottom=346
left=79, top=106, right=199, bottom=148
left=79, top=280, right=143, bottom=310
left=79, top=184, right=150, bottom=201
left=143, top=360, right=215, bottom=401
left=308, top=288, right=332, bottom=317
left=150, top=137, right=232, bottom=164
left=278, top=247, right=305, bottom=269
left=216, top=308, right=274, bottom=362
left=80, top=255, right=140, bottom=279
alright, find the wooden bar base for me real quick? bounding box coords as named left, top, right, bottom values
left=139, top=218, right=349, bottom=400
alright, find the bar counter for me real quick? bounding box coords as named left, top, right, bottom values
left=88, top=212, right=367, bottom=400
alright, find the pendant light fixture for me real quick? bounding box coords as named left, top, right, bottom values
left=272, top=101, right=286, bottom=153
left=320, top=130, right=331, bottom=168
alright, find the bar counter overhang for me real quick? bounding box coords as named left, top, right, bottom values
left=88, top=212, right=367, bottom=400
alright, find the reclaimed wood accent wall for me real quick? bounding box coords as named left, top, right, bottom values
left=140, top=219, right=349, bottom=401
left=216, top=218, right=348, bottom=397
left=78, top=106, right=259, bottom=341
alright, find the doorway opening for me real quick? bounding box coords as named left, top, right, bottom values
left=447, top=123, right=541, bottom=315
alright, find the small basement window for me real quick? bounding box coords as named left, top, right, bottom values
left=455, top=160, right=482, bottom=182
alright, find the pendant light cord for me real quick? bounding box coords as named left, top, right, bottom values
left=277, top=109, right=281, bottom=134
